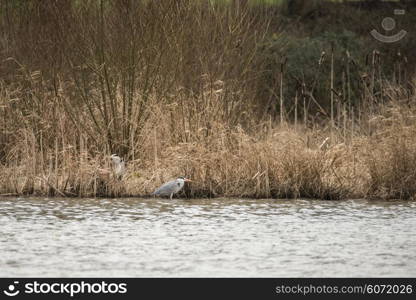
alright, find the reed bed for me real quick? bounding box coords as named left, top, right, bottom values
left=1, top=88, right=416, bottom=200
left=1, top=0, right=415, bottom=200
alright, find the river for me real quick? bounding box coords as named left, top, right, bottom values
left=0, top=197, right=415, bottom=277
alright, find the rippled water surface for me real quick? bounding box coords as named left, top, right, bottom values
left=0, top=197, right=415, bottom=277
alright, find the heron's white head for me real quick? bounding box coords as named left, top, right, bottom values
left=110, top=154, right=122, bottom=165
left=177, top=176, right=192, bottom=183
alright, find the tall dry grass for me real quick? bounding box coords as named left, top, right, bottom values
left=1, top=0, right=416, bottom=200
left=2, top=83, right=416, bottom=200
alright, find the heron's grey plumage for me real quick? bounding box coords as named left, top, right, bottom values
left=110, top=154, right=126, bottom=179
left=153, top=177, right=191, bottom=200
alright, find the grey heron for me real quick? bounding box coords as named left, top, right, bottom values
left=110, top=154, right=126, bottom=179
left=153, top=176, right=192, bottom=200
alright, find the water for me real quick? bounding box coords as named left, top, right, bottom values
left=0, top=197, right=415, bottom=277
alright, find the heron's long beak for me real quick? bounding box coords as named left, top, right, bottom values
left=184, top=178, right=192, bottom=182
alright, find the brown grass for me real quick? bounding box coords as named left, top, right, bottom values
left=1, top=0, right=416, bottom=200
left=1, top=87, right=416, bottom=200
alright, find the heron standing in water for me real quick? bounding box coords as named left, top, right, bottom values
left=153, top=177, right=192, bottom=200
left=110, top=154, right=126, bottom=179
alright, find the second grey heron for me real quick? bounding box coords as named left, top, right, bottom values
left=110, top=154, right=126, bottom=179
left=153, top=176, right=192, bottom=200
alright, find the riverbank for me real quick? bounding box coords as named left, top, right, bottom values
left=1, top=97, right=415, bottom=200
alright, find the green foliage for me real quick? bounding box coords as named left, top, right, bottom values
left=259, top=29, right=366, bottom=116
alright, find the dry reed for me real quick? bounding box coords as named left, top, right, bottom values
left=1, top=0, right=416, bottom=200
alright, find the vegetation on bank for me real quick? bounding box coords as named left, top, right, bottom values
left=0, top=0, right=415, bottom=200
